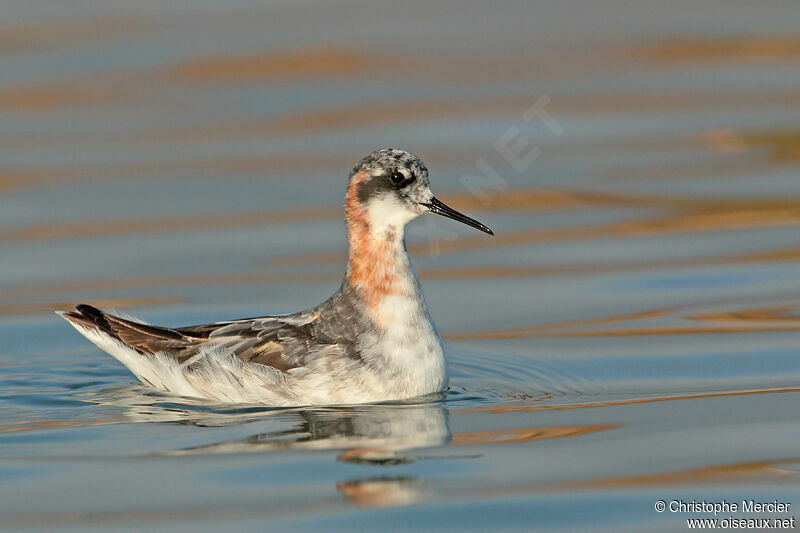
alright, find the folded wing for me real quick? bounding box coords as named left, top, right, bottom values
left=61, top=304, right=326, bottom=372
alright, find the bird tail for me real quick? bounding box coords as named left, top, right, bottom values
left=58, top=303, right=117, bottom=338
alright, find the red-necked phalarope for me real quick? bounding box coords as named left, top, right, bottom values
left=59, top=149, right=493, bottom=406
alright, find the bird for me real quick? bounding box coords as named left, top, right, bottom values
left=59, top=148, right=493, bottom=406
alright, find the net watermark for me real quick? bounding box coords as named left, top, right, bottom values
left=410, top=95, right=563, bottom=256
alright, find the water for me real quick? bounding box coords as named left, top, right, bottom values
left=2, top=1, right=800, bottom=531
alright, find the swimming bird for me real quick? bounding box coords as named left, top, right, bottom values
left=59, top=149, right=493, bottom=406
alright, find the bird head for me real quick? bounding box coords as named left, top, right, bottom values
left=347, top=148, right=493, bottom=236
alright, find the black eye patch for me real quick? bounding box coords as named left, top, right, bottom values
left=356, top=170, right=416, bottom=204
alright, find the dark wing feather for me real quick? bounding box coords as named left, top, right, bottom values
left=63, top=304, right=323, bottom=372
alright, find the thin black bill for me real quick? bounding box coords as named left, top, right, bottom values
left=422, top=197, right=494, bottom=235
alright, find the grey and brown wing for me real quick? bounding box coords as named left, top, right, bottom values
left=62, top=304, right=323, bottom=372
left=183, top=316, right=322, bottom=371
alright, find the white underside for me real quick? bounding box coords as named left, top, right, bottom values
left=64, top=317, right=447, bottom=407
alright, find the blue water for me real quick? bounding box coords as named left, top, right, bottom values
left=3, top=1, right=800, bottom=531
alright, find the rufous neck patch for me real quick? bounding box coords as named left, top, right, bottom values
left=345, top=171, right=408, bottom=324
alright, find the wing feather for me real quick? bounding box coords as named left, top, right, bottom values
left=64, top=304, right=328, bottom=372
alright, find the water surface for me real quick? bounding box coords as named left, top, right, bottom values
left=2, top=1, right=800, bottom=531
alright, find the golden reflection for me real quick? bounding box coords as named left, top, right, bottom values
left=0, top=170, right=46, bottom=194
left=167, top=48, right=622, bottom=85
left=0, top=153, right=361, bottom=195
left=547, top=459, right=800, bottom=491
left=691, top=304, right=800, bottom=324
left=461, top=386, right=800, bottom=415
left=420, top=243, right=800, bottom=280
left=337, top=477, right=425, bottom=507
left=450, top=424, right=618, bottom=445
left=2, top=186, right=636, bottom=242
left=447, top=300, right=800, bottom=340
left=336, top=458, right=800, bottom=508
left=703, top=129, right=800, bottom=162
left=274, top=192, right=800, bottom=266
left=139, top=91, right=800, bottom=141
left=5, top=244, right=800, bottom=312
left=601, top=154, right=785, bottom=185
left=643, top=35, right=800, bottom=63
left=1, top=89, right=795, bottom=151
left=0, top=296, right=182, bottom=316
left=556, top=461, right=800, bottom=489
left=0, top=149, right=482, bottom=194
left=445, top=309, right=669, bottom=340
left=441, top=458, right=800, bottom=503
left=0, top=418, right=115, bottom=434
left=0, top=86, right=115, bottom=112
left=411, top=206, right=800, bottom=260
left=448, top=323, right=800, bottom=340
left=2, top=272, right=338, bottom=301
left=132, top=97, right=537, bottom=141
left=0, top=205, right=339, bottom=242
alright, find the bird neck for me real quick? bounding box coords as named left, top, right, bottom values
left=344, top=175, right=420, bottom=327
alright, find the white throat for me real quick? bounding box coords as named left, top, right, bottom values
left=365, top=196, right=418, bottom=240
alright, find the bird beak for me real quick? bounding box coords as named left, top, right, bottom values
left=423, top=197, right=494, bottom=235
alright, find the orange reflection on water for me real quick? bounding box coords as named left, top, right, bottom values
left=450, top=424, right=618, bottom=445
left=0, top=418, right=117, bottom=434
left=550, top=459, right=800, bottom=490
left=643, top=35, right=800, bottom=63
left=0, top=205, right=339, bottom=242
left=274, top=189, right=800, bottom=266
left=2, top=272, right=339, bottom=301
left=703, top=129, right=800, bottom=162
left=690, top=304, right=800, bottom=325
left=461, top=386, right=800, bottom=415
left=0, top=296, right=182, bottom=316
left=336, top=459, right=798, bottom=509
left=447, top=300, right=800, bottom=340
left=132, top=91, right=800, bottom=142
left=337, top=477, right=425, bottom=507
left=5, top=244, right=800, bottom=320
left=0, top=86, right=118, bottom=112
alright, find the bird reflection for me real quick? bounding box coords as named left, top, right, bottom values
left=83, top=384, right=451, bottom=459
left=337, top=476, right=427, bottom=507
left=82, top=385, right=462, bottom=505
left=171, top=401, right=451, bottom=461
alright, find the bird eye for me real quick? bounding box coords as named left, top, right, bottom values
left=390, top=171, right=413, bottom=186
left=390, top=171, right=405, bottom=185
